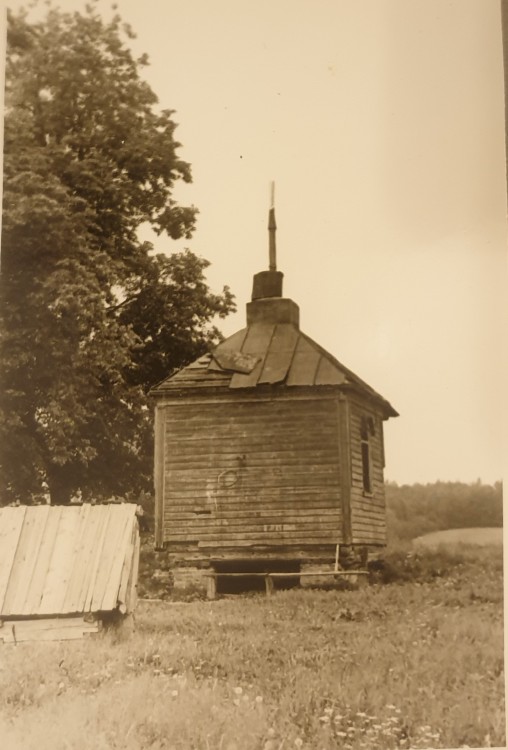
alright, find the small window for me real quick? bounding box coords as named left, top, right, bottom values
left=360, top=416, right=374, bottom=494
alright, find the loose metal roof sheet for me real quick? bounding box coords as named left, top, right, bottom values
left=0, top=504, right=139, bottom=618
left=151, top=206, right=398, bottom=418
left=151, top=322, right=398, bottom=417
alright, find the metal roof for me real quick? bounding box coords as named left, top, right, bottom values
left=151, top=322, right=398, bottom=417
left=0, top=504, right=139, bottom=618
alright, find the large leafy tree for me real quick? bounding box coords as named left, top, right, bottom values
left=1, top=4, right=235, bottom=504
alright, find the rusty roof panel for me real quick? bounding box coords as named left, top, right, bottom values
left=186, top=354, right=213, bottom=369
left=230, top=324, right=276, bottom=388
left=149, top=322, right=398, bottom=416
left=154, top=371, right=232, bottom=391
left=285, top=335, right=322, bottom=386
left=212, top=350, right=260, bottom=374
left=241, top=323, right=276, bottom=354
left=206, top=358, right=222, bottom=372
left=258, top=324, right=299, bottom=384
left=314, top=356, right=347, bottom=386
left=174, top=353, right=212, bottom=374
left=214, top=328, right=249, bottom=353
left=153, top=355, right=232, bottom=391
left=173, top=369, right=224, bottom=382
left=208, top=329, right=249, bottom=372
left=229, top=359, right=263, bottom=389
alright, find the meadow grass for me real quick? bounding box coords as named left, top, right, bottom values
left=0, top=545, right=503, bottom=750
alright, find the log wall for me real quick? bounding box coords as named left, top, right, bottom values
left=348, top=395, right=387, bottom=545
left=156, top=393, right=343, bottom=560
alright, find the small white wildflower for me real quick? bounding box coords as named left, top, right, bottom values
left=356, top=712, right=367, bottom=718
left=324, top=707, right=333, bottom=716
left=336, top=731, right=348, bottom=738
left=255, top=695, right=263, bottom=704
left=171, top=690, right=178, bottom=697
left=233, top=686, right=243, bottom=695
left=319, top=715, right=330, bottom=723
left=386, top=704, right=396, bottom=710
left=294, top=740, right=303, bottom=748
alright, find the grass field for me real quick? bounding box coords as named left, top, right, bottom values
left=413, top=527, right=503, bottom=549
left=0, top=545, right=504, bottom=750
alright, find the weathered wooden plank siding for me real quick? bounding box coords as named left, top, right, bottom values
left=162, top=396, right=342, bottom=554
left=0, top=505, right=140, bottom=619
left=348, top=396, right=387, bottom=545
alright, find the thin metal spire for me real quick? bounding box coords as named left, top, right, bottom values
left=268, top=181, right=276, bottom=271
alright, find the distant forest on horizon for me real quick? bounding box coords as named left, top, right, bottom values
left=385, top=480, right=503, bottom=544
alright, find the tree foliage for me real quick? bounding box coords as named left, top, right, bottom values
left=0, top=4, right=235, bottom=504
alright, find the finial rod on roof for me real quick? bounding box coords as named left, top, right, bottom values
left=268, top=180, right=276, bottom=271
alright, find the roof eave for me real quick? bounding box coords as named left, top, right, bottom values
left=339, top=382, right=399, bottom=418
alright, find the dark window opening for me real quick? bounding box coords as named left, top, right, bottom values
left=360, top=416, right=375, bottom=440
left=360, top=416, right=374, bottom=494
left=361, top=440, right=371, bottom=494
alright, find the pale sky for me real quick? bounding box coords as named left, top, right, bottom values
left=4, top=0, right=508, bottom=485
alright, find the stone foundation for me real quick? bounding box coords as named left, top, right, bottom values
left=171, top=566, right=209, bottom=593
left=300, top=562, right=336, bottom=587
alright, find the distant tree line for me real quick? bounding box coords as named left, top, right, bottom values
left=385, top=480, right=503, bottom=544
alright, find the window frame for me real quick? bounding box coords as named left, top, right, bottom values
left=360, top=415, right=375, bottom=496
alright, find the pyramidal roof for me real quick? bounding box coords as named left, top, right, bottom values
left=151, top=200, right=398, bottom=419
